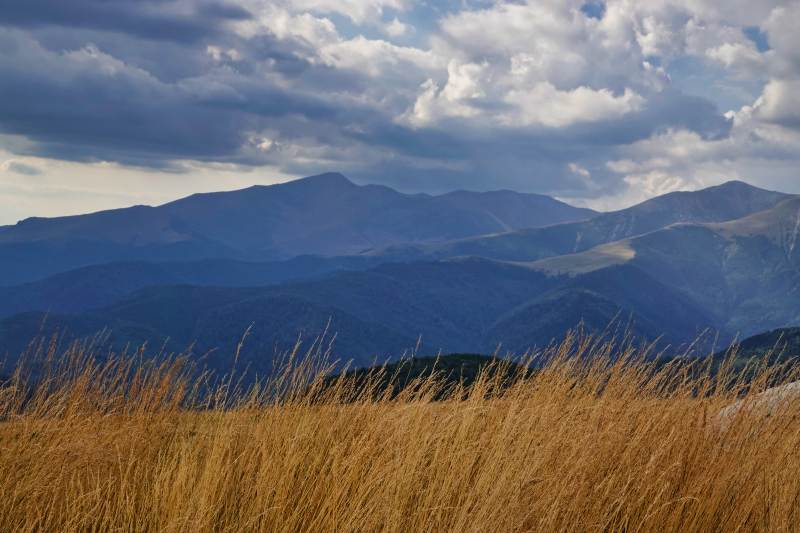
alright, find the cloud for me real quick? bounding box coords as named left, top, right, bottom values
left=1, top=160, right=42, bottom=176
left=405, top=73, right=644, bottom=129
left=596, top=89, right=800, bottom=208
left=384, top=17, right=410, bottom=37
left=0, top=0, right=798, bottom=214
left=763, top=3, right=800, bottom=77
left=0, top=29, right=379, bottom=168
left=754, top=79, right=800, bottom=129
left=279, top=0, right=408, bottom=24
left=504, top=85, right=644, bottom=128
left=706, top=41, right=767, bottom=77
left=0, top=0, right=251, bottom=43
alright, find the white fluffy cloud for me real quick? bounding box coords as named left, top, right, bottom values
left=289, top=0, right=406, bottom=23
left=505, top=85, right=644, bottom=128
left=754, top=79, right=800, bottom=128
left=706, top=42, right=767, bottom=77
left=384, top=17, right=410, bottom=37
left=434, top=0, right=659, bottom=90
left=763, top=3, right=800, bottom=76
left=319, top=36, right=441, bottom=77
left=239, top=0, right=407, bottom=25
left=235, top=4, right=439, bottom=83
left=400, top=1, right=658, bottom=129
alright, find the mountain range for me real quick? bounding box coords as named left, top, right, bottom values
left=0, top=173, right=798, bottom=376
left=0, top=173, right=594, bottom=285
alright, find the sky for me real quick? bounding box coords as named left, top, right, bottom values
left=1, top=0, right=799, bottom=224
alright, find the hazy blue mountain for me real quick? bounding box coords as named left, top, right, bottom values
left=0, top=311, right=164, bottom=363
left=0, top=173, right=595, bottom=285
left=0, top=259, right=560, bottom=371
left=0, top=257, right=722, bottom=372
left=372, top=181, right=790, bottom=263
left=0, top=255, right=379, bottom=319
left=484, top=265, right=720, bottom=354
left=0, top=300, right=417, bottom=376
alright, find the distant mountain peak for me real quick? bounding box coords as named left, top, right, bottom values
left=289, top=172, right=355, bottom=188
left=707, top=180, right=775, bottom=193
left=626, top=179, right=789, bottom=215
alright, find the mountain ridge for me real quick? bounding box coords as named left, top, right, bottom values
left=368, top=180, right=791, bottom=263
left=0, top=172, right=596, bottom=285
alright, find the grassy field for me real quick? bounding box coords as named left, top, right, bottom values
left=2, top=335, right=800, bottom=532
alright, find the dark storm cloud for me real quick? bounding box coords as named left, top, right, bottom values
left=0, top=0, right=251, bottom=43
left=0, top=21, right=437, bottom=169
left=0, top=29, right=361, bottom=167
left=0, top=31, right=239, bottom=163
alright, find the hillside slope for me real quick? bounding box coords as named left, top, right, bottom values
left=0, top=255, right=379, bottom=319
left=526, top=196, right=800, bottom=340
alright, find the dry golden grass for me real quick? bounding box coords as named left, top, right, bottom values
left=2, top=335, right=800, bottom=532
